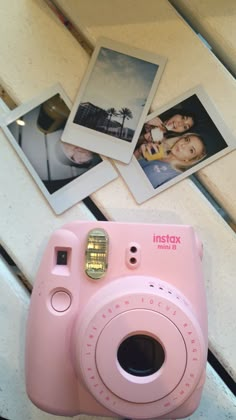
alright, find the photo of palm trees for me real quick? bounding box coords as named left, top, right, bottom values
left=73, top=47, right=159, bottom=142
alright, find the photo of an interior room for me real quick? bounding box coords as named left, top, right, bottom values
left=7, top=94, right=101, bottom=193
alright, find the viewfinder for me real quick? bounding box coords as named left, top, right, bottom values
left=56, top=250, right=68, bottom=265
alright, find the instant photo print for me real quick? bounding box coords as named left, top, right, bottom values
left=62, top=37, right=167, bottom=164
left=0, top=85, right=117, bottom=214
left=116, top=86, right=235, bottom=203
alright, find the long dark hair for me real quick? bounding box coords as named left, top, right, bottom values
left=159, top=108, right=196, bottom=138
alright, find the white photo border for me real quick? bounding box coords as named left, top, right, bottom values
left=0, top=84, right=118, bottom=214
left=61, top=37, right=167, bottom=164
left=115, top=85, right=236, bottom=203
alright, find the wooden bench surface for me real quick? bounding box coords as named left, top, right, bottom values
left=54, top=0, right=236, bottom=379
left=0, top=0, right=235, bottom=418
left=54, top=0, right=236, bottom=225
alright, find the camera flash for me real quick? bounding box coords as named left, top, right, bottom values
left=85, top=228, right=109, bottom=280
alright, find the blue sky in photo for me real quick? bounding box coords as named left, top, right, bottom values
left=80, top=47, right=159, bottom=130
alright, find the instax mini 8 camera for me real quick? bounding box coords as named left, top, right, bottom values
left=25, top=221, right=207, bottom=419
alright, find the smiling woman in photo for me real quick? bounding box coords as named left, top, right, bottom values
left=145, top=109, right=196, bottom=138
left=135, top=132, right=206, bottom=164
left=137, top=132, right=207, bottom=189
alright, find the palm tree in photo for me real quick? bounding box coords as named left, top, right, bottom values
left=106, top=107, right=118, bottom=133
left=118, top=107, right=133, bottom=138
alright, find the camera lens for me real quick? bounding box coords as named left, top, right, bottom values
left=117, top=334, right=165, bottom=377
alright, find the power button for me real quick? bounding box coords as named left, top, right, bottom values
left=51, top=291, right=71, bottom=312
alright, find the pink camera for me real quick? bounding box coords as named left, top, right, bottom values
left=25, top=221, right=207, bottom=419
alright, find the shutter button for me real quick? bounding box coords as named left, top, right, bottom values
left=51, top=291, right=71, bottom=312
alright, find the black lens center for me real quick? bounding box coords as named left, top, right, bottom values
left=117, top=334, right=165, bottom=377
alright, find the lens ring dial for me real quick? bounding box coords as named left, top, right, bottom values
left=76, top=276, right=205, bottom=419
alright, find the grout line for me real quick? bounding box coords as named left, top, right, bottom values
left=83, top=197, right=107, bottom=221
left=43, top=0, right=94, bottom=54
left=0, top=85, right=17, bottom=109
left=168, top=0, right=236, bottom=78
left=0, top=245, right=32, bottom=293
left=191, top=175, right=236, bottom=233
left=208, top=349, right=236, bottom=396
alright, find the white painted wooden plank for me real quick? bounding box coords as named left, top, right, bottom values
left=0, top=0, right=95, bottom=284
left=170, top=0, right=236, bottom=75
left=54, top=0, right=236, bottom=225
left=1, top=256, right=236, bottom=419
left=52, top=0, right=236, bottom=380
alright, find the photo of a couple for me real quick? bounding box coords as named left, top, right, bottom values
left=134, top=93, right=228, bottom=189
